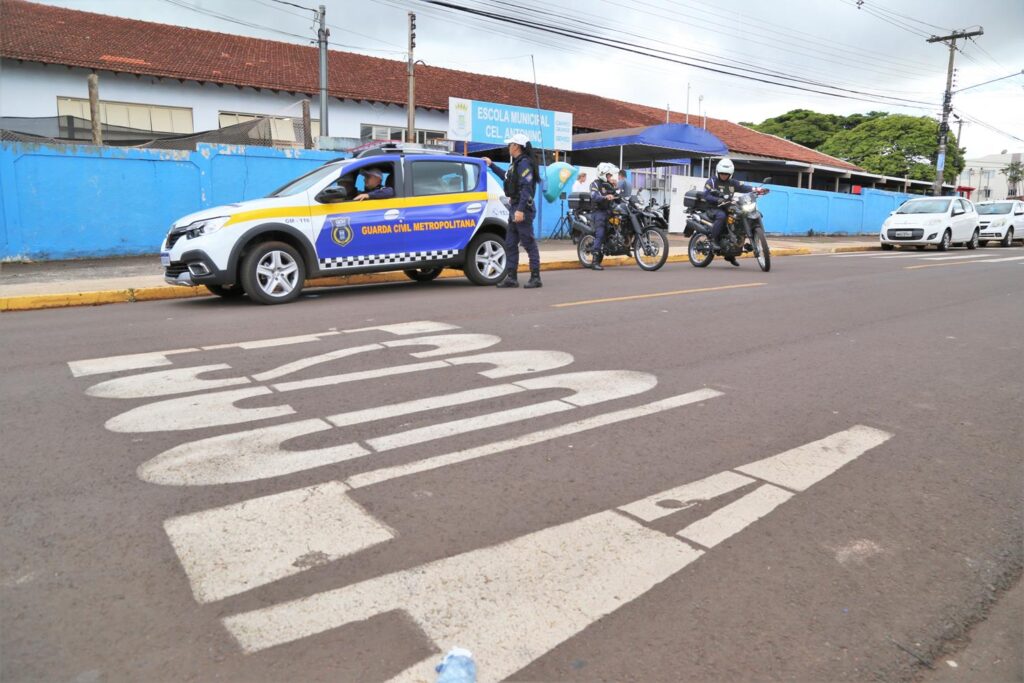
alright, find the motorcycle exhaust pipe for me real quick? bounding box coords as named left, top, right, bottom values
left=684, top=218, right=707, bottom=236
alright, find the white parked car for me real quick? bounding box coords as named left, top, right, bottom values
left=879, top=197, right=980, bottom=251
left=976, top=200, right=1024, bottom=248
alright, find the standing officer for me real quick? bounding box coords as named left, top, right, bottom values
left=588, top=162, right=618, bottom=271
left=617, top=169, right=633, bottom=198
left=483, top=133, right=542, bottom=289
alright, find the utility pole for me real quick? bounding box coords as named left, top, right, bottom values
left=927, top=27, right=983, bottom=196
left=685, top=83, right=690, bottom=125
left=317, top=4, right=329, bottom=136
left=87, top=73, right=102, bottom=145
left=406, top=12, right=417, bottom=143
left=665, top=103, right=670, bottom=124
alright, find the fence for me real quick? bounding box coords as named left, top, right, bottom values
left=757, top=184, right=916, bottom=235
left=0, top=142, right=342, bottom=260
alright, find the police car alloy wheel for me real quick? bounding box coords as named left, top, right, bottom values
left=465, top=233, right=507, bottom=285
left=404, top=267, right=444, bottom=282
left=241, top=241, right=306, bottom=305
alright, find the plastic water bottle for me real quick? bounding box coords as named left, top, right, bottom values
left=435, top=647, right=476, bottom=683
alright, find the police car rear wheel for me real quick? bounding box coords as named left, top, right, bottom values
left=241, top=241, right=305, bottom=305
left=465, top=233, right=507, bottom=285
left=404, top=267, right=444, bottom=282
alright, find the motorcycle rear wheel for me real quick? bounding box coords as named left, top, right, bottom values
left=688, top=233, right=714, bottom=267
left=577, top=235, right=596, bottom=268
left=635, top=227, right=669, bottom=271
left=752, top=228, right=771, bottom=272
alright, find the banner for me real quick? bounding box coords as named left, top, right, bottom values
left=448, top=97, right=573, bottom=151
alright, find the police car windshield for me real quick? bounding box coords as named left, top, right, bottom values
left=896, top=199, right=950, bottom=214
left=977, top=202, right=1013, bottom=215
left=268, top=163, right=347, bottom=197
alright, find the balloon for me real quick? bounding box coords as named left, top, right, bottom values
left=542, top=162, right=579, bottom=203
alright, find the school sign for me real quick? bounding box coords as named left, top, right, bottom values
left=447, top=97, right=573, bottom=151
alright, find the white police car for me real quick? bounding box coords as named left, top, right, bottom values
left=161, top=143, right=510, bottom=304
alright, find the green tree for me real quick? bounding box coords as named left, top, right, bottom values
left=747, top=109, right=842, bottom=149
left=1001, top=161, right=1023, bottom=197
left=819, top=114, right=965, bottom=182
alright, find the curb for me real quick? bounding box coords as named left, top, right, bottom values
left=0, top=245, right=875, bottom=312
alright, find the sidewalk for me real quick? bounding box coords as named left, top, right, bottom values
left=0, top=235, right=878, bottom=311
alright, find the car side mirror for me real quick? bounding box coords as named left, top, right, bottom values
left=762, top=176, right=772, bottom=184
left=951, top=208, right=963, bottom=216
left=317, top=186, right=349, bottom=203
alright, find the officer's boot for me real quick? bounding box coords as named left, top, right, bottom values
left=495, top=268, right=519, bottom=288
left=592, top=251, right=604, bottom=271
left=524, top=268, right=542, bottom=289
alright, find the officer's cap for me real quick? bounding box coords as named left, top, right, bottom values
left=504, top=133, right=531, bottom=147
left=360, top=168, right=384, bottom=178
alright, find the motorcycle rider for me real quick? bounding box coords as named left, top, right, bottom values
left=588, top=162, right=619, bottom=270
left=702, top=158, right=754, bottom=267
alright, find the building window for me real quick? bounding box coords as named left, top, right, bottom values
left=57, top=97, right=193, bottom=133
left=218, top=112, right=320, bottom=145
left=360, top=124, right=446, bottom=145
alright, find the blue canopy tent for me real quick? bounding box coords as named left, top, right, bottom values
left=570, top=123, right=727, bottom=167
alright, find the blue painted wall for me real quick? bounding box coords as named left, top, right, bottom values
left=757, top=184, right=916, bottom=235
left=0, top=142, right=342, bottom=260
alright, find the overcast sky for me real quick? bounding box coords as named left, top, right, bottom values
left=35, top=0, right=1024, bottom=159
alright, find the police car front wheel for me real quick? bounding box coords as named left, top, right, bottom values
left=465, top=233, right=507, bottom=286
left=241, top=241, right=306, bottom=305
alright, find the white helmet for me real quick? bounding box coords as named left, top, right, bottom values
left=596, top=162, right=618, bottom=178
left=715, top=158, right=735, bottom=178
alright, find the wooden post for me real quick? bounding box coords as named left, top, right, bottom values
left=463, top=140, right=467, bottom=155
left=301, top=99, right=313, bottom=149
left=87, top=73, right=102, bottom=145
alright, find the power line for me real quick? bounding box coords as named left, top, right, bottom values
left=856, top=2, right=951, bottom=33
left=413, top=0, right=938, bottom=110
left=266, top=0, right=316, bottom=11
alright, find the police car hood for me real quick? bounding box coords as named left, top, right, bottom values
left=172, top=196, right=291, bottom=228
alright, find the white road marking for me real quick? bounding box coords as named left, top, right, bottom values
left=85, top=364, right=250, bottom=399
left=346, top=389, right=723, bottom=489
left=828, top=252, right=877, bottom=258
left=203, top=332, right=340, bottom=351
left=921, top=254, right=989, bottom=260
left=137, top=419, right=368, bottom=486
left=252, top=343, right=383, bottom=382
left=326, top=384, right=524, bottom=428
left=677, top=484, right=793, bottom=548
left=67, top=348, right=199, bottom=377
left=222, top=424, right=892, bottom=671
left=366, top=400, right=575, bottom=452
left=381, top=334, right=502, bottom=358
left=875, top=254, right=929, bottom=258
left=105, top=387, right=295, bottom=433
left=222, top=510, right=704, bottom=674
left=70, top=321, right=458, bottom=376
left=516, top=370, right=657, bottom=406
left=271, top=359, right=450, bottom=392
left=735, top=425, right=892, bottom=491
left=164, top=481, right=393, bottom=603
left=444, top=350, right=574, bottom=378
left=617, top=471, right=754, bottom=522
left=979, top=255, right=1024, bottom=263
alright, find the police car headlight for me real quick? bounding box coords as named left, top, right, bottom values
left=185, top=216, right=230, bottom=238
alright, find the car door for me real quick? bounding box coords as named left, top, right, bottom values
left=310, top=159, right=404, bottom=271
left=401, top=158, right=488, bottom=259
left=1014, top=202, right=1024, bottom=235
left=951, top=198, right=970, bottom=241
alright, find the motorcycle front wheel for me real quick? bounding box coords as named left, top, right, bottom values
left=577, top=234, right=596, bottom=268
left=634, top=227, right=669, bottom=271
left=688, top=232, right=714, bottom=267
left=752, top=228, right=771, bottom=272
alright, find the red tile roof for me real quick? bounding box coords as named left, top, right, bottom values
left=0, top=0, right=862, bottom=171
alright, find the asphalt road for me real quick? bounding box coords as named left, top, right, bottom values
left=2, top=246, right=1022, bottom=683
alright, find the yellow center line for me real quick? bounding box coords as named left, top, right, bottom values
left=904, top=260, right=983, bottom=270
left=552, top=282, right=767, bottom=308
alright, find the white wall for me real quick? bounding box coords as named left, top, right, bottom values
left=0, top=59, right=448, bottom=138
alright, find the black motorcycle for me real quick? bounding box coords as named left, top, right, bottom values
left=683, top=185, right=771, bottom=272
left=569, top=193, right=669, bottom=271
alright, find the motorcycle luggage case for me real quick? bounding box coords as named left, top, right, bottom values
left=683, top=189, right=706, bottom=210
left=567, top=191, right=593, bottom=211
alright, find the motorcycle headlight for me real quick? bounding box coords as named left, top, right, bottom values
left=185, top=216, right=230, bottom=238
left=741, top=202, right=756, bottom=213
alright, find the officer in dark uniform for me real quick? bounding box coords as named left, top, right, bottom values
left=702, top=158, right=754, bottom=266
left=483, top=133, right=541, bottom=289
left=588, top=162, right=618, bottom=270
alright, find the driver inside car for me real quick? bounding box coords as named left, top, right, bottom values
left=353, top=168, right=394, bottom=201
left=702, top=158, right=753, bottom=266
